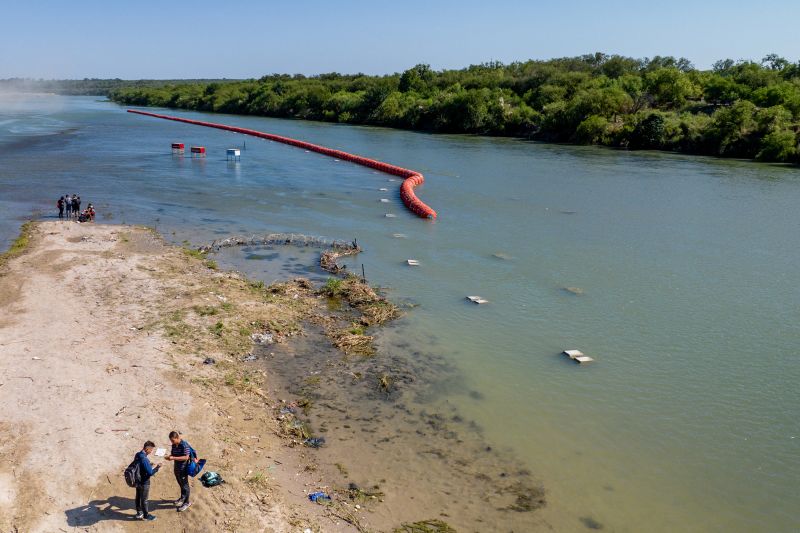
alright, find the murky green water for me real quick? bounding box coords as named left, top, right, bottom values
left=1, top=95, right=799, bottom=532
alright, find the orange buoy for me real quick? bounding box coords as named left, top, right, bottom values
left=127, top=109, right=437, bottom=220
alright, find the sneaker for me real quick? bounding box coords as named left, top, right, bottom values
left=177, top=502, right=192, bottom=512
left=144, top=515, right=157, bottom=521
left=133, top=513, right=144, bottom=520
left=173, top=498, right=185, bottom=507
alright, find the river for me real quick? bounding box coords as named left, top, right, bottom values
left=1, top=94, right=798, bottom=532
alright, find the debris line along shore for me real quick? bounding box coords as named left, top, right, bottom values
left=127, top=109, right=438, bottom=220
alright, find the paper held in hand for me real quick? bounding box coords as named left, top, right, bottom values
left=155, top=448, right=166, bottom=457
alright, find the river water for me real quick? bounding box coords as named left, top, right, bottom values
left=1, top=94, right=798, bottom=532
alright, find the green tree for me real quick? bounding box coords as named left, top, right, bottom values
left=575, top=115, right=610, bottom=144
left=756, top=130, right=797, bottom=162
left=644, top=68, right=697, bottom=108
left=399, top=64, right=433, bottom=93
left=708, top=100, right=758, bottom=157
left=704, top=75, right=749, bottom=104
left=629, top=113, right=666, bottom=149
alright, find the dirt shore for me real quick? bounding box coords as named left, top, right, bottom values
left=0, top=221, right=359, bottom=533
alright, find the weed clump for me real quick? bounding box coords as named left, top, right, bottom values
left=182, top=246, right=207, bottom=260
left=192, top=305, right=218, bottom=316
left=501, top=482, right=546, bottom=512
left=297, top=397, right=314, bottom=415
left=279, top=415, right=312, bottom=441
left=320, top=277, right=344, bottom=297
left=244, top=471, right=270, bottom=490
left=0, top=221, right=35, bottom=271
left=329, top=328, right=374, bottom=356
left=393, top=519, right=456, bottom=533
left=223, top=369, right=262, bottom=394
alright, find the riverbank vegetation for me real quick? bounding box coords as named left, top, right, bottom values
left=108, top=53, right=800, bottom=163
left=0, top=221, right=34, bottom=272
left=0, top=77, right=237, bottom=96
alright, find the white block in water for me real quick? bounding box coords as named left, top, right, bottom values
left=563, top=349, right=594, bottom=363
left=380, top=198, right=390, bottom=203
left=392, top=233, right=407, bottom=238
left=385, top=213, right=397, bottom=218
left=467, top=296, right=489, bottom=304
left=379, top=188, right=389, bottom=191
left=407, top=259, right=420, bottom=266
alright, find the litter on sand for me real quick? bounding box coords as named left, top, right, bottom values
left=154, top=448, right=166, bottom=457
left=251, top=332, right=274, bottom=344
left=308, top=491, right=332, bottom=503
left=303, top=437, right=326, bottom=448
left=466, top=296, right=489, bottom=304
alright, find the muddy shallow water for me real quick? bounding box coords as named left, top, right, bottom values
left=254, top=320, right=549, bottom=532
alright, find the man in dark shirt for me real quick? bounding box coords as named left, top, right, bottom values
left=166, top=430, right=193, bottom=512
left=134, top=441, right=161, bottom=521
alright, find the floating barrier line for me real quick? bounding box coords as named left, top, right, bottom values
left=127, top=109, right=437, bottom=220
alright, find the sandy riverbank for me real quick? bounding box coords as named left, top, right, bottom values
left=0, top=221, right=370, bottom=532
left=0, top=221, right=547, bottom=533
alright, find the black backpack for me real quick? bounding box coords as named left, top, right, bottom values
left=200, top=471, right=224, bottom=487
left=124, top=457, right=141, bottom=487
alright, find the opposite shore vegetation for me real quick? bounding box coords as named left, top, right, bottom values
left=102, top=52, right=800, bottom=164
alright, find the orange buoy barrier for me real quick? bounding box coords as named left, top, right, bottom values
left=127, top=109, right=437, bottom=220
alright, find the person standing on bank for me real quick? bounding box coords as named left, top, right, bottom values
left=57, top=196, right=65, bottom=219
left=65, top=194, right=72, bottom=218
left=166, top=431, right=193, bottom=512
left=134, top=441, right=161, bottom=521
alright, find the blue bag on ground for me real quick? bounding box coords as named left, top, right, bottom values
left=308, top=491, right=331, bottom=503
left=184, top=442, right=206, bottom=477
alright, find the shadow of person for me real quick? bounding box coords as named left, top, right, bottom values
left=65, top=496, right=175, bottom=526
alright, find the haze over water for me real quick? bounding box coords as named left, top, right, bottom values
left=1, top=95, right=799, bottom=532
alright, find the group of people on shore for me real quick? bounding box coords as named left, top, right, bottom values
left=130, top=431, right=198, bottom=521
left=57, top=194, right=95, bottom=222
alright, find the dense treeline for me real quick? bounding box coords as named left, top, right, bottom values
left=0, top=78, right=237, bottom=96
left=109, top=53, right=800, bottom=163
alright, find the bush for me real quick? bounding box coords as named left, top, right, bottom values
left=756, top=130, right=798, bottom=162
left=575, top=115, right=610, bottom=144
left=629, top=113, right=666, bottom=149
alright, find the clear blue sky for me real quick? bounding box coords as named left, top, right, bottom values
left=1, top=0, right=798, bottom=79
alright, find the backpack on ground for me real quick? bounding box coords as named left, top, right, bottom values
left=124, top=457, right=141, bottom=487
left=200, top=471, right=224, bottom=487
